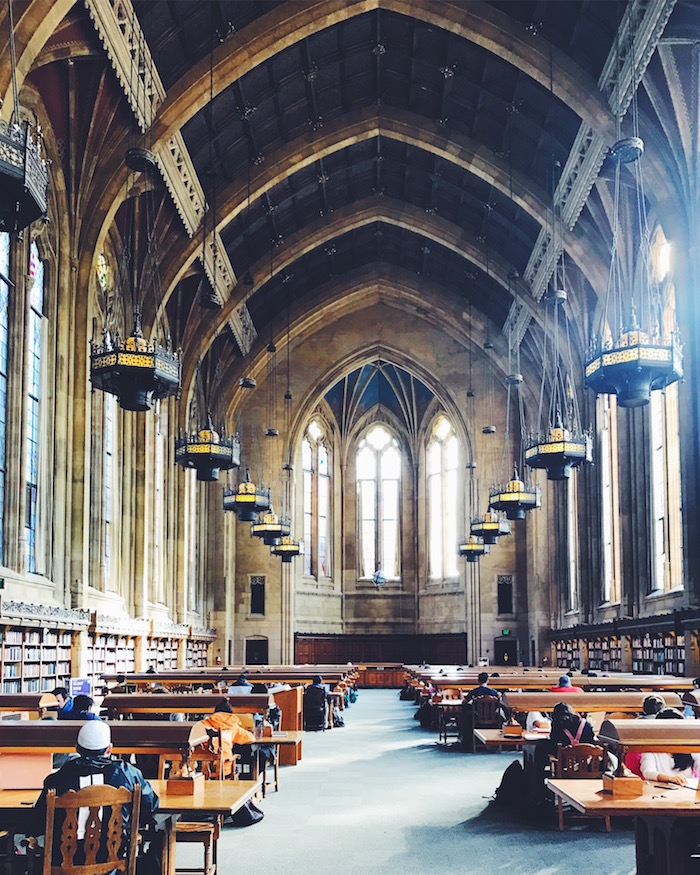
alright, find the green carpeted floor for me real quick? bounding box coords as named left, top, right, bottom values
left=177, top=688, right=636, bottom=874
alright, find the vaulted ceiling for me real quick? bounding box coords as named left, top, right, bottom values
left=7, top=0, right=695, bottom=420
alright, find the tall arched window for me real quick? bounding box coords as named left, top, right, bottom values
left=598, top=393, right=620, bottom=603
left=25, top=242, right=45, bottom=573
left=649, top=228, right=683, bottom=592
left=357, top=424, right=400, bottom=580
left=302, top=419, right=331, bottom=578
left=566, top=473, right=579, bottom=612
left=427, top=415, right=458, bottom=580
left=0, top=233, right=9, bottom=565
left=153, top=404, right=166, bottom=603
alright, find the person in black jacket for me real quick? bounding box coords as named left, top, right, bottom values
left=33, top=721, right=162, bottom=874
left=304, top=675, right=327, bottom=730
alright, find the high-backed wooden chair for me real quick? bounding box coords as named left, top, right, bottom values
left=554, top=744, right=610, bottom=832
left=464, top=696, right=504, bottom=752
left=43, top=784, right=141, bottom=875
left=437, top=688, right=463, bottom=744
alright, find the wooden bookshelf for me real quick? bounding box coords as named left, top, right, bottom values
left=1, top=626, right=73, bottom=693
left=147, top=637, right=178, bottom=672
left=186, top=639, right=209, bottom=668
left=87, top=633, right=136, bottom=692
left=555, top=638, right=581, bottom=670
left=631, top=631, right=685, bottom=675
left=587, top=636, right=622, bottom=672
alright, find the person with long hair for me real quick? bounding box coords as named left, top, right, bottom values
left=640, top=708, right=700, bottom=786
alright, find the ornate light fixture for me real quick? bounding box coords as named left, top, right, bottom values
left=585, top=18, right=681, bottom=407
left=90, top=311, right=181, bottom=412
left=175, top=413, right=240, bottom=482
left=223, top=467, right=270, bottom=521
left=458, top=535, right=489, bottom=563
left=90, top=27, right=180, bottom=412
left=470, top=511, right=510, bottom=545
left=0, top=0, right=49, bottom=233
left=489, top=298, right=540, bottom=520
left=175, top=333, right=240, bottom=481
left=525, top=161, right=592, bottom=480
left=271, top=534, right=302, bottom=563
left=489, top=464, right=541, bottom=521
left=270, top=288, right=301, bottom=562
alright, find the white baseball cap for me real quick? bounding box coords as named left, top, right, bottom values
left=77, top=720, right=111, bottom=752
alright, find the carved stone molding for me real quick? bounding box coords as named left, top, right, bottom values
left=190, top=626, right=217, bottom=641
left=90, top=611, right=150, bottom=637
left=151, top=619, right=190, bottom=639
left=0, top=598, right=90, bottom=629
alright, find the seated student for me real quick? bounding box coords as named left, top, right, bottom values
left=641, top=694, right=665, bottom=718
left=227, top=672, right=253, bottom=695
left=462, top=672, right=500, bottom=704
left=526, top=711, right=552, bottom=732
left=33, top=721, right=161, bottom=874
left=72, top=694, right=100, bottom=721
left=549, top=675, right=584, bottom=694
left=640, top=708, right=700, bottom=786
left=549, top=701, right=595, bottom=747
left=303, top=675, right=327, bottom=730
left=201, top=699, right=255, bottom=777
left=51, top=686, right=75, bottom=720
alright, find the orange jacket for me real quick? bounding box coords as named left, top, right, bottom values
left=202, top=711, right=255, bottom=758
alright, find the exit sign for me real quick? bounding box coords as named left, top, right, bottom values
left=501, top=628, right=510, bottom=636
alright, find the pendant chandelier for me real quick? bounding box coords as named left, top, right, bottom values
left=223, top=466, right=271, bottom=522
left=271, top=294, right=301, bottom=562
left=252, top=331, right=287, bottom=543
left=585, top=18, right=681, bottom=407
left=175, top=335, right=240, bottom=481
left=0, top=0, right=49, bottom=233
left=489, top=297, right=540, bottom=520
left=525, top=161, right=592, bottom=480
left=464, top=300, right=510, bottom=546
left=90, top=30, right=180, bottom=412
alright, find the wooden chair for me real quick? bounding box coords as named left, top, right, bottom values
left=43, top=783, right=141, bottom=875
left=554, top=743, right=611, bottom=832
left=175, top=816, right=221, bottom=875
left=465, top=696, right=505, bottom=752
left=437, top=688, right=462, bottom=744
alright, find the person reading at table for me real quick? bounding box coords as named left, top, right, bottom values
left=640, top=708, right=700, bottom=786
left=549, top=675, right=584, bottom=694
left=50, top=685, right=75, bottom=719
left=201, top=699, right=256, bottom=777
left=33, top=721, right=162, bottom=874
left=462, top=672, right=500, bottom=704
left=549, top=702, right=595, bottom=747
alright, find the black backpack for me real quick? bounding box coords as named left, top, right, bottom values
left=494, top=761, right=526, bottom=808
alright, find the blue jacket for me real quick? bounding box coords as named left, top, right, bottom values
left=56, top=697, right=75, bottom=720
left=34, top=754, right=159, bottom=843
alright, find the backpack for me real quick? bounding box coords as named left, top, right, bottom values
left=228, top=799, right=264, bottom=827
left=494, top=761, right=526, bottom=808
left=332, top=706, right=345, bottom=727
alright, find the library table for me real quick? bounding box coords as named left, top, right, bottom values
left=0, top=720, right=210, bottom=779
left=546, top=778, right=700, bottom=875
left=598, top=718, right=700, bottom=755
left=0, top=778, right=262, bottom=875
left=102, top=692, right=275, bottom=717
left=430, top=676, right=695, bottom=692
left=502, top=691, right=683, bottom=715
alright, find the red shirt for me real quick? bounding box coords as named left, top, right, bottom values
left=549, top=685, right=584, bottom=693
